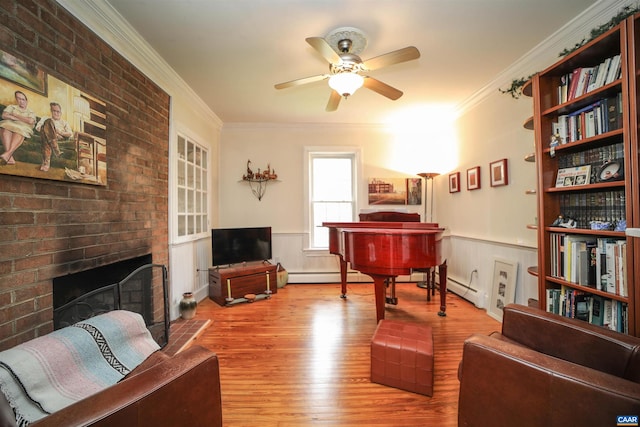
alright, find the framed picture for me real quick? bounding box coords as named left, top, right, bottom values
left=0, top=72, right=108, bottom=186
left=488, top=258, right=518, bottom=322
left=368, top=177, right=420, bottom=205
left=490, top=158, right=509, bottom=187
left=449, top=172, right=460, bottom=193
left=467, top=166, right=480, bottom=190
left=555, top=165, right=591, bottom=187
left=0, top=48, right=47, bottom=95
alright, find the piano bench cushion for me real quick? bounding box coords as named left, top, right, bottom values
left=371, top=320, right=434, bottom=396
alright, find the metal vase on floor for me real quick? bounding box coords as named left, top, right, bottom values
left=179, top=292, right=197, bottom=319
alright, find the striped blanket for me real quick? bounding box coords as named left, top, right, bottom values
left=0, top=310, right=160, bottom=426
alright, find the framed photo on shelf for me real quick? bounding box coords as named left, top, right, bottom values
left=449, top=172, right=460, bottom=193
left=467, top=166, right=480, bottom=190
left=555, top=165, right=591, bottom=187
left=489, top=158, right=509, bottom=187
left=488, top=258, right=518, bottom=322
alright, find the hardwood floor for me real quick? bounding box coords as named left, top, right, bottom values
left=191, top=282, right=501, bottom=426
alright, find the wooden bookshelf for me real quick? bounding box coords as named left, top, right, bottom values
left=532, top=15, right=639, bottom=335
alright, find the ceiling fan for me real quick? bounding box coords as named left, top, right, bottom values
left=274, top=27, right=420, bottom=112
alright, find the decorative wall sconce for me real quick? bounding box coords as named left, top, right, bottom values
left=242, top=159, right=278, bottom=200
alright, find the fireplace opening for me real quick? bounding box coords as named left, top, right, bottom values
left=52, top=255, right=169, bottom=347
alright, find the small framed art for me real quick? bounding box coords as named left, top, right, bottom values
left=449, top=172, right=460, bottom=193
left=467, top=166, right=480, bottom=190
left=490, top=158, right=509, bottom=187
left=488, top=258, right=518, bottom=322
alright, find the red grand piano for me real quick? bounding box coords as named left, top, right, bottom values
left=323, top=221, right=446, bottom=322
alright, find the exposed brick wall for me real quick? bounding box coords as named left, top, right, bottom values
left=0, top=1, right=170, bottom=350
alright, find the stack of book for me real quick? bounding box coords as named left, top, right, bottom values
left=557, top=53, right=622, bottom=104
left=558, top=190, right=625, bottom=228
left=551, top=93, right=622, bottom=144
left=549, top=233, right=627, bottom=296
left=546, top=287, right=628, bottom=333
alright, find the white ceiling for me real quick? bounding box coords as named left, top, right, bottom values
left=103, top=0, right=598, bottom=125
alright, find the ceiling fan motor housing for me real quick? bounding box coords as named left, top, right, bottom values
left=274, top=25, right=417, bottom=111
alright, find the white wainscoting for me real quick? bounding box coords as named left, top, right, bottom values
left=439, top=236, right=538, bottom=309
left=169, top=237, right=211, bottom=320
left=169, top=233, right=538, bottom=320
left=271, top=232, right=538, bottom=310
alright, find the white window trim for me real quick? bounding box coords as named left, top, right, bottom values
left=170, top=127, right=211, bottom=244
left=303, top=146, right=361, bottom=250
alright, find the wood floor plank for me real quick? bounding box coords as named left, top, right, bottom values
left=190, top=282, right=500, bottom=426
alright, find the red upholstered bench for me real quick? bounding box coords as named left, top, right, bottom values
left=370, top=319, right=434, bottom=396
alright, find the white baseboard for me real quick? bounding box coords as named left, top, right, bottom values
left=271, top=272, right=483, bottom=308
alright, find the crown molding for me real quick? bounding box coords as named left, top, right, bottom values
left=56, top=0, right=222, bottom=127
left=58, top=0, right=631, bottom=126
left=457, top=0, right=633, bottom=115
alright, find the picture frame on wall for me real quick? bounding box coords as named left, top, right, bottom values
left=488, top=258, right=518, bottom=322
left=368, top=177, right=420, bottom=205
left=467, top=166, right=480, bottom=190
left=490, top=158, right=509, bottom=187
left=0, top=65, right=108, bottom=186
left=449, top=171, right=460, bottom=193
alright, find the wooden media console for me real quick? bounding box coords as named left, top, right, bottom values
left=209, top=262, right=277, bottom=306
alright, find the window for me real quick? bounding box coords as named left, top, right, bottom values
left=308, top=150, right=358, bottom=248
left=176, top=134, right=208, bottom=240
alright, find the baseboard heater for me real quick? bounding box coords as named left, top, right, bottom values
left=445, top=275, right=480, bottom=307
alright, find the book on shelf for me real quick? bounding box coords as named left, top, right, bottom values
left=607, top=93, right=623, bottom=131
left=604, top=53, right=622, bottom=86
left=590, top=295, right=604, bottom=326
left=567, top=67, right=582, bottom=101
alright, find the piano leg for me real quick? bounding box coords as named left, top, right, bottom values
left=372, top=274, right=389, bottom=322
left=438, top=262, right=447, bottom=317
left=339, top=258, right=348, bottom=299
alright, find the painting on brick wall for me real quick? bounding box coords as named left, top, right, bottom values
left=368, top=177, right=422, bottom=205
left=0, top=48, right=107, bottom=186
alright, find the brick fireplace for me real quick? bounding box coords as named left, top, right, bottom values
left=0, top=1, right=170, bottom=351
left=53, top=255, right=169, bottom=347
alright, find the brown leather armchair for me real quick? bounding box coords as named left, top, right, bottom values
left=1, top=345, right=223, bottom=427
left=458, top=303, right=640, bottom=427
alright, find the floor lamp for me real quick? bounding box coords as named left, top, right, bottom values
left=417, top=172, right=439, bottom=223
left=416, top=172, right=439, bottom=288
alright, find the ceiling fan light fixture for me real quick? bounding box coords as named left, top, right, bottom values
left=328, top=72, right=364, bottom=97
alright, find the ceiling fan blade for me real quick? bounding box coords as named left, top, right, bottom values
left=306, top=37, right=341, bottom=64
left=326, top=90, right=341, bottom=112
left=363, top=77, right=403, bottom=100
left=362, top=46, right=420, bottom=71
left=274, top=74, right=329, bottom=89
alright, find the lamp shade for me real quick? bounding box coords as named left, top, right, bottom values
left=328, top=72, right=364, bottom=97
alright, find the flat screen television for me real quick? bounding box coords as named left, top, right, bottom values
left=212, top=226, right=272, bottom=267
